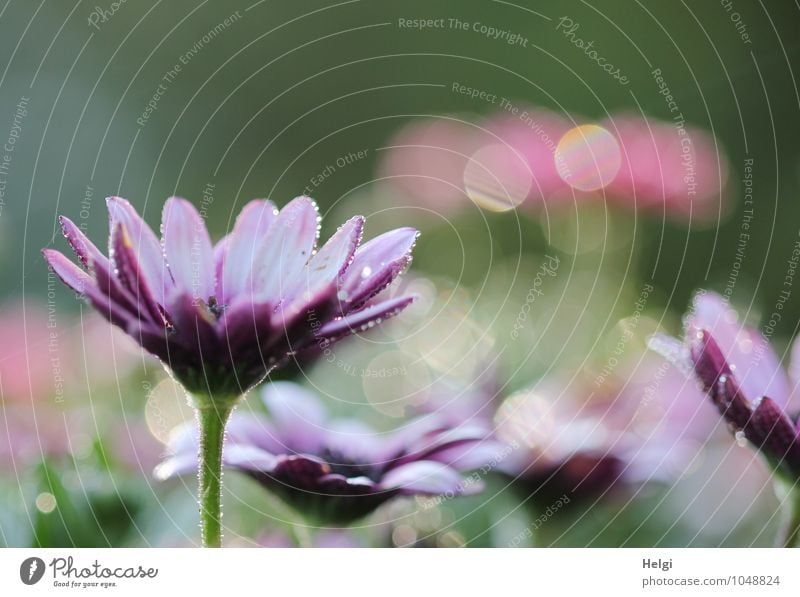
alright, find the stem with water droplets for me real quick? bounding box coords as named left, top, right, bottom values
left=195, top=399, right=234, bottom=548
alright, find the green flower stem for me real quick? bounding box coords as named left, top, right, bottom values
left=781, top=488, right=800, bottom=548
left=193, top=397, right=237, bottom=548
left=775, top=479, right=800, bottom=548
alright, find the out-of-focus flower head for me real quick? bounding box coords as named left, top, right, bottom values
left=378, top=117, right=483, bottom=211
left=493, top=358, right=722, bottom=507
left=377, top=109, right=730, bottom=222
left=482, top=108, right=571, bottom=207
left=43, top=196, right=418, bottom=400
left=156, top=381, right=503, bottom=525
left=603, top=114, right=729, bottom=221
left=0, top=302, right=59, bottom=403
left=650, top=291, right=800, bottom=480
left=494, top=377, right=633, bottom=506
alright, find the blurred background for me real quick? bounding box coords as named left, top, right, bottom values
left=1, top=0, right=799, bottom=547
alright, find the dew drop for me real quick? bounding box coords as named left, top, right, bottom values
left=734, top=430, right=747, bottom=447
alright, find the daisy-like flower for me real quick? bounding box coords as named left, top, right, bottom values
left=649, top=291, right=800, bottom=546
left=43, top=196, right=417, bottom=399
left=43, top=195, right=418, bottom=547
left=156, top=382, right=503, bottom=526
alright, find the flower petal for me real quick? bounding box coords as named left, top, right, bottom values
left=167, top=291, right=220, bottom=360
left=686, top=291, right=790, bottom=406
left=338, top=227, right=418, bottom=310
left=224, top=444, right=279, bottom=474
left=111, top=223, right=164, bottom=324
left=284, top=216, right=363, bottom=305
left=213, top=234, right=230, bottom=299
left=44, top=249, right=135, bottom=330
left=161, top=197, right=215, bottom=301
left=380, top=460, right=466, bottom=495
left=153, top=451, right=199, bottom=480
left=107, top=197, right=169, bottom=301
left=217, top=297, right=276, bottom=364
left=261, top=381, right=327, bottom=453
left=220, top=200, right=278, bottom=303
left=254, top=196, right=319, bottom=304
left=747, top=396, right=800, bottom=476
left=316, top=294, right=415, bottom=342
left=42, top=249, right=93, bottom=295
left=691, top=330, right=754, bottom=430
left=58, top=215, right=106, bottom=268
left=225, top=412, right=285, bottom=454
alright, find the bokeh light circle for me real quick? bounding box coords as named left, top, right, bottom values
left=555, top=124, right=622, bottom=192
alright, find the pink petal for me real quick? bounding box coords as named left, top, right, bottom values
left=317, top=294, right=416, bottom=341
left=339, top=227, right=418, bottom=310
left=686, top=291, right=790, bottom=407
left=161, top=197, right=215, bottom=301
left=380, top=460, right=465, bottom=495
left=213, top=234, right=230, bottom=299
left=254, top=196, right=319, bottom=304
left=42, top=249, right=93, bottom=295
left=110, top=223, right=164, bottom=324
left=58, top=216, right=106, bottom=268
left=261, top=381, right=327, bottom=453
left=221, top=199, right=278, bottom=303
left=107, top=197, right=169, bottom=301
left=284, top=216, right=363, bottom=303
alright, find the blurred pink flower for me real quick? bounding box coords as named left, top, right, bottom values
left=378, top=118, right=483, bottom=210
left=495, top=358, right=723, bottom=505
left=377, top=109, right=730, bottom=222
left=603, top=114, right=729, bottom=220
left=0, top=303, right=59, bottom=403
left=483, top=108, right=571, bottom=206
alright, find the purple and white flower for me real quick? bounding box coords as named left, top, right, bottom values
left=156, top=381, right=503, bottom=524
left=43, top=196, right=418, bottom=398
